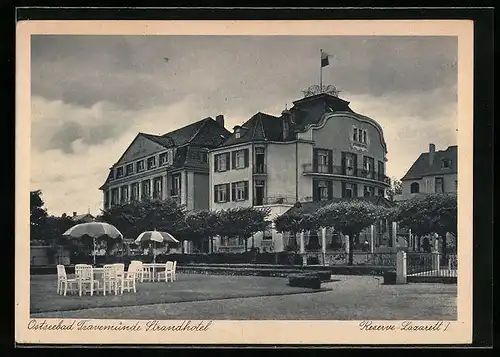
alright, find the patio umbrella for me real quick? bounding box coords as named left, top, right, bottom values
left=135, top=230, right=179, bottom=263
left=63, top=222, right=123, bottom=265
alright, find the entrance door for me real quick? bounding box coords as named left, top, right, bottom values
left=254, top=180, right=265, bottom=205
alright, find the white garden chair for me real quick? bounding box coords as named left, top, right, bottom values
left=172, top=261, right=177, bottom=281
left=75, top=264, right=100, bottom=296
left=139, top=263, right=153, bottom=283
left=56, top=265, right=77, bottom=296
left=157, top=261, right=174, bottom=282
left=102, top=264, right=119, bottom=296
left=121, top=263, right=139, bottom=294
left=113, top=263, right=125, bottom=295
left=130, top=261, right=145, bottom=282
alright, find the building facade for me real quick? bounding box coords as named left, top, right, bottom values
left=209, top=93, right=392, bottom=252
left=395, top=143, right=458, bottom=201
left=99, top=116, right=231, bottom=213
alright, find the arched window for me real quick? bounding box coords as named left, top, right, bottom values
left=410, top=182, right=420, bottom=193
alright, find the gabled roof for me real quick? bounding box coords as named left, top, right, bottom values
left=401, top=145, right=457, bottom=181
left=72, top=213, right=94, bottom=222
left=220, top=112, right=286, bottom=147
left=283, top=196, right=395, bottom=216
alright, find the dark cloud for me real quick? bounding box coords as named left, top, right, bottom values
left=31, top=35, right=457, bottom=153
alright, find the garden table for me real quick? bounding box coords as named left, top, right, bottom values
left=142, top=263, right=166, bottom=282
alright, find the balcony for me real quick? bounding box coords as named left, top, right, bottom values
left=253, top=164, right=267, bottom=175
left=302, top=163, right=391, bottom=186
left=253, top=194, right=296, bottom=206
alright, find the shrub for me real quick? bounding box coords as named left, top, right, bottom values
left=288, top=273, right=322, bottom=289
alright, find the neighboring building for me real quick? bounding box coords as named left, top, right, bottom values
left=99, top=116, right=231, bottom=212
left=68, top=211, right=95, bottom=223
left=395, top=143, right=458, bottom=201
left=209, top=93, right=391, bottom=252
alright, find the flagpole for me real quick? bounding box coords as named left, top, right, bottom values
left=320, top=49, right=323, bottom=93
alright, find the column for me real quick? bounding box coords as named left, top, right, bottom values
left=187, top=171, right=195, bottom=210
left=392, top=221, right=398, bottom=251
left=408, top=229, right=413, bottom=251
left=345, top=234, right=350, bottom=257
left=370, top=224, right=375, bottom=253
left=321, top=228, right=327, bottom=254
left=183, top=240, right=189, bottom=254
left=138, top=181, right=142, bottom=201
left=117, top=186, right=122, bottom=205
left=150, top=178, right=153, bottom=199
left=162, top=175, right=168, bottom=200
left=128, top=184, right=132, bottom=204
left=299, top=232, right=305, bottom=254
left=396, top=251, right=407, bottom=284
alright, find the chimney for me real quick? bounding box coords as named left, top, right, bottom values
left=215, top=114, right=224, bottom=128
left=429, top=143, right=436, bottom=166
left=73, top=211, right=77, bottom=217
left=281, top=109, right=292, bottom=140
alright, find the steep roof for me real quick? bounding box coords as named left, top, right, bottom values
left=283, top=196, right=395, bottom=216
left=72, top=213, right=94, bottom=222
left=220, top=112, right=286, bottom=147
left=401, top=145, right=457, bottom=181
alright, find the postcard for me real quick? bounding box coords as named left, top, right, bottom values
left=16, top=18, right=473, bottom=345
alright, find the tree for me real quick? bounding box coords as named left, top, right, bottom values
left=395, top=193, right=457, bottom=258
left=315, top=200, right=390, bottom=265
left=219, top=206, right=271, bottom=252
left=387, top=178, right=402, bottom=201
left=302, top=84, right=341, bottom=98
left=101, top=198, right=187, bottom=242
left=30, top=190, right=48, bottom=241
left=177, top=210, right=221, bottom=253
left=274, top=211, right=319, bottom=251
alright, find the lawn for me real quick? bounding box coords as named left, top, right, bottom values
left=30, top=273, right=330, bottom=314
left=30, top=274, right=457, bottom=320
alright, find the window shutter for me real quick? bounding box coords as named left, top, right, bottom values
left=327, top=181, right=333, bottom=200
left=341, top=152, right=346, bottom=174
left=214, top=154, right=218, bottom=172
left=313, top=180, right=319, bottom=202
left=313, top=148, right=318, bottom=172
left=244, top=181, right=249, bottom=200
left=341, top=182, right=346, bottom=197
left=231, top=183, right=236, bottom=201
left=214, top=185, right=218, bottom=203
left=328, top=150, right=333, bottom=174
left=225, top=183, right=230, bottom=200
left=353, top=184, right=358, bottom=197
left=353, top=154, right=358, bottom=170
left=244, top=149, right=249, bottom=168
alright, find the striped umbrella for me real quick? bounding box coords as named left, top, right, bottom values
left=135, top=230, right=179, bottom=263
left=63, top=222, right=123, bottom=265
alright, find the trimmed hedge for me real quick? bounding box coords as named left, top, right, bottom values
left=288, top=273, right=322, bottom=289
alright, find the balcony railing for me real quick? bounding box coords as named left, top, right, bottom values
left=253, top=194, right=297, bottom=206
left=302, top=163, right=390, bottom=185
left=253, top=164, right=267, bottom=175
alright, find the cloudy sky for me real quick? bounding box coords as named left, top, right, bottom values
left=30, top=35, right=457, bottom=216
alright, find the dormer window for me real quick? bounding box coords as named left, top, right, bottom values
left=159, top=150, right=173, bottom=166
left=147, top=156, right=157, bottom=170
left=125, top=163, right=134, bottom=176
left=116, top=167, right=124, bottom=178
left=442, top=159, right=451, bottom=169
left=235, top=129, right=241, bottom=139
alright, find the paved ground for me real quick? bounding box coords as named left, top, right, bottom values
left=31, top=273, right=457, bottom=320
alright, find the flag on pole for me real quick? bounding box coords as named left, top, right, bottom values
left=321, top=51, right=331, bottom=67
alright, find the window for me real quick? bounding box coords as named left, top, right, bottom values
left=316, top=149, right=331, bottom=173
left=235, top=130, right=241, bottom=139
left=342, top=182, right=357, bottom=198
left=442, top=159, right=451, bottom=169
left=318, top=181, right=329, bottom=201
left=153, top=178, right=163, bottom=199
left=111, top=188, right=119, bottom=206
left=364, top=185, right=375, bottom=197
left=363, top=156, right=375, bottom=178
left=378, top=161, right=385, bottom=176
left=120, top=186, right=128, bottom=204
left=378, top=189, right=385, bottom=197
left=263, top=222, right=273, bottom=240
left=215, top=153, right=230, bottom=172
left=159, top=152, right=171, bottom=166
left=232, top=181, right=249, bottom=201
left=147, top=156, right=157, bottom=170
left=353, top=127, right=368, bottom=144
left=125, top=164, right=134, bottom=176
left=410, top=182, right=420, bottom=193
left=214, top=184, right=229, bottom=203
left=116, top=167, right=124, bottom=178
left=171, top=175, right=181, bottom=196
left=130, top=183, right=139, bottom=201
left=136, top=160, right=145, bottom=172
left=104, top=191, right=110, bottom=208
left=141, top=181, right=151, bottom=198
left=342, top=152, right=357, bottom=175
left=435, top=177, right=444, bottom=193
left=232, top=149, right=248, bottom=169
